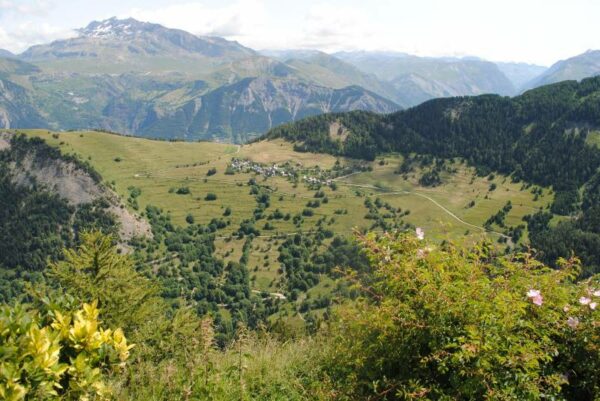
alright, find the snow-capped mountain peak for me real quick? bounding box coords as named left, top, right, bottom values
left=78, top=17, right=148, bottom=38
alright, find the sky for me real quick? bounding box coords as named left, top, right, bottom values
left=0, top=0, right=598, bottom=66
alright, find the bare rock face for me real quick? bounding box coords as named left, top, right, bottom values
left=10, top=152, right=104, bottom=205
left=1, top=132, right=151, bottom=242
left=0, top=132, right=11, bottom=150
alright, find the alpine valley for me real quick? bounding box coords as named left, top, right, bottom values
left=1, top=10, right=600, bottom=401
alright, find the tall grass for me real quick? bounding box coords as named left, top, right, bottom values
left=115, top=332, right=332, bottom=401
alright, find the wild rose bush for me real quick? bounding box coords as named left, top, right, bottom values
left=325, top=231, right=599, bottom=400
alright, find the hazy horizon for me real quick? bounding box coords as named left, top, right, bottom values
left=1, top=0, right=599, bottom=66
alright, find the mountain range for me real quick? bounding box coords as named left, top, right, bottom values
left=1, top=17, right=600, bottom=142
left=524, top=50, right=600, bottom=89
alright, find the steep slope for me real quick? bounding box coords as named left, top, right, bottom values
left=142, top=77, right=399, bottom=142
left=0, top=79, right=47, bottom=129
left=0, top=49, right=15, bottom=59
left=525, top=50, right=600, bottom=89
left=334, top=51, right=516, bottom=107
left=265, top=77, right=600, bottom=189
left=0, top=57, right=40, bottom=76
left=0, top=132, right=150, bottom=241
left=283, top=52, right=397, bottom=103
left=495, top=62, right=547, bottom=90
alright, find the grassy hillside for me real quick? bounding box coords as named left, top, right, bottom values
left=19, top=130, right=552, bottom=298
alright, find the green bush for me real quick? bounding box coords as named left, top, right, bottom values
left=324, top=232, right=600, bottom=400
left=185, top=214, right=195, bottom=224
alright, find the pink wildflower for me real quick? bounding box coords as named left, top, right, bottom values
left=590, top=302, right=597, bottom=310
left=579, top=297, right=591, bottom=305
left=594, top=290, right=600, bottom=297
left=567, top=317, right=579, bottom=329
left=563, top=305, right=570, bottom=313
left=527, top=289, right=543, bottom=306
left=416, top=227, right=425, bottom=240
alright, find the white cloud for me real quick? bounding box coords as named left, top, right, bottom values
left=0, top=21, right=75, bottom=52
left=128, top=0, right=268, bottom=39
left=0, top=0, right=53, bottom=16
left=298, top=3, right=384, bottom=51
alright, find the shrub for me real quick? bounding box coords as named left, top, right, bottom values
left=0, top=301, right=132, bottom=400
left=324, top=232, right=600, bottom=400
left=176, top=187, right=190, bottom=195
left=207, top=168, right=217, bottom=176
left=205, top=193, right=217, bottom=201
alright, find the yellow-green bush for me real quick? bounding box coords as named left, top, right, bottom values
left=0, top=300, right=133, bottom=400
left=324, top=232, right=600, bottom=400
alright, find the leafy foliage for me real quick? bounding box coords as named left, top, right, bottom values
left=323, top=232, right=600, bottom=400
left=48, top=231, right=164, bottom=338
left=0, top=300, right=132, bottom=401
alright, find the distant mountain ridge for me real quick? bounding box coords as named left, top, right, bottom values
left=141, top=77, right=399, bottom=142
left=333, top=51, right=526, bottom=107
left=495, top=62, right=547, bottom=90
left=2, top=17, right=600, bottom=141
left=24, top=17, right=255, bottom=60
left=524, top=50, right=600, bottom=89
left=0, top=49, right=15, bottom=59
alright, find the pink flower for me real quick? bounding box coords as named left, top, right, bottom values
left=567, top=317, right=579, bottom=329
left=416, top=227, right=425, bottom=240
left=563, top=305, right=570, bottom=313
left=594, top=290, right=600, bottom=297
left=590, top=302, right=597, bottom=310
left=527, top=289, right=543, bottom=306
left=579, top=297, right=591, bottom=305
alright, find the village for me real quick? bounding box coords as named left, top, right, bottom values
left=228, top=157, right=363, bottom=187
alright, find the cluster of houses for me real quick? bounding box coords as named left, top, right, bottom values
left=229, top=158, right=293, bottom=178
left=229, top=158, right=336, bottom=186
